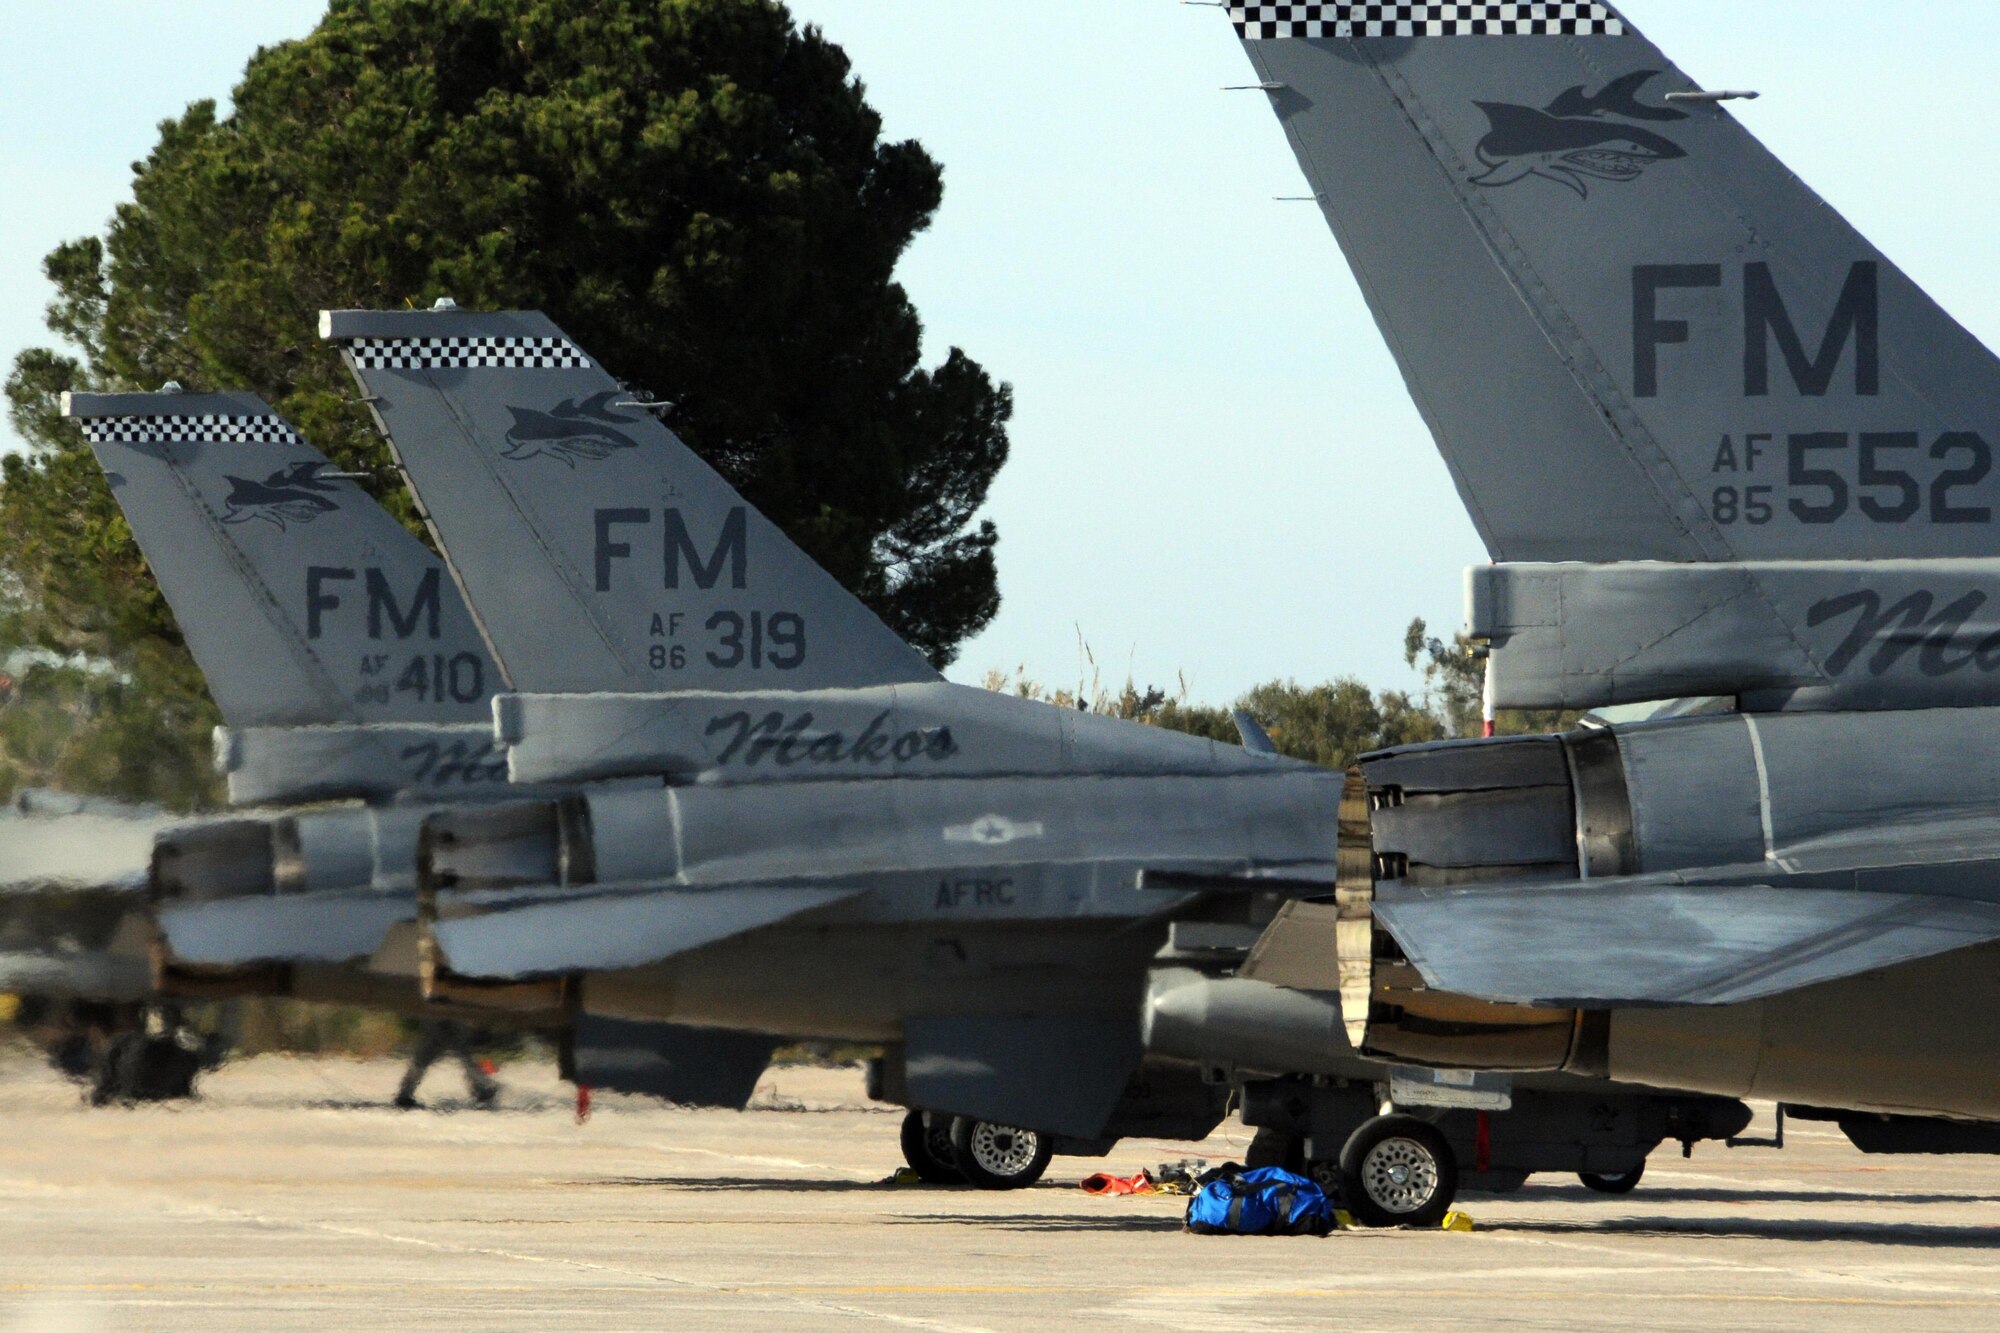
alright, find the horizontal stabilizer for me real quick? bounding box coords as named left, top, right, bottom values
left=1379, top=871, right=2000, bottom=1007
left=433, top=884, right=864, bottom=980
left=904, top=1015, right=1142, bottom=1139
left=157, top=890, right=414, bottom=967
left=565, top=1015, right=776, bottom=1110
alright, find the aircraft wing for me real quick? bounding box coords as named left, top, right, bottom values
left=1375, top=851, right=2000, bottom=1008
left=432, top=883, right=865, bottom=980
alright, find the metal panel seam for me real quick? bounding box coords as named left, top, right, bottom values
left=1743, top=715, right=1776, bottom=864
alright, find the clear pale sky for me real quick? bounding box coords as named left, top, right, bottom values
left=4, top=2, right=1998, bottom=700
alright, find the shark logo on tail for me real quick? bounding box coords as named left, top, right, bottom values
left=219, top=461, right=342, bottom=530
left=1471, top=70, right=1687, bottom=198
left=500, top=390, right=639, bottom=467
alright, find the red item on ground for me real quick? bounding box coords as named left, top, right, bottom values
left=575, top=1084, right=592, bottom=1124
left=1079, top=1170, right=1155, bottom=1195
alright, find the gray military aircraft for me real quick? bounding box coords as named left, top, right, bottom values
left=1, top=791, right=173, bottom=1090
left=0, top=685, right=227, bottom=1096
left=51, top=390, right=781, bottom=1107
left=311, top=304, right=1750, bottom=1217
left=1, top=790, right=172, bottom=1003
left=1212, top=3, right=2000, bottom=1156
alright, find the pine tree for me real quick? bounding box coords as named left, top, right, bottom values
left=1, top=0, right=1010, bottom=807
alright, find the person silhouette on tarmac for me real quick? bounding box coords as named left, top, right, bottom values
left=394, top=1019, right=498, bottom=1109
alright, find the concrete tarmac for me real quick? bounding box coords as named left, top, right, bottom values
left=3, top=1049, right=1999, bottom=1331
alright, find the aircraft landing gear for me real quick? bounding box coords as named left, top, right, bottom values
left=949, top=1116, right=1053, bottom=1190
left=1244, top=1128, right=1345, bottom=1194
left=1244, top=1126, right=1305, bottom=1173
left=1339, top=1114, right=1459, bottom=1229
left=45, top=1002, right=214, bottom=1107
left=88, top=1028, right=206, bottom=1106
left=1579, top=1162, right=1645, bottom=1194
left=899, top=1109, right=964, bottom=1184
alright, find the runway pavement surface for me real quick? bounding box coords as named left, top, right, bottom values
left=3, top=1046, right=1998, bottom=1331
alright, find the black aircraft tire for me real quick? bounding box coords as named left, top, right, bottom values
left=89, top=1032, right=146, bottom=1107
left=1245, top=1126, right=1306, bottom=1173
left=899, top=1110, right=965, bottom=1185
left=949, top=1116, right=1053, bottom=1191
left=50, top=1033, right=95, bottom=1084
left=1579, top=1163, right=1645, bottom=1195
left=1338, top=1114, right=1458, bottom=1229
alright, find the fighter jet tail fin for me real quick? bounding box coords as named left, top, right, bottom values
left=321, top=309, right=940, bottom=695
left=1229, top=6, right=2000, bottom=565
left=61, top=391, right=500, bottom=730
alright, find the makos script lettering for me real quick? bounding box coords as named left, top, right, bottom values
left=706, top=710, right=958, bottom=767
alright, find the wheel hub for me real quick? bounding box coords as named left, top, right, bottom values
left=968, top=1122, right=1039, bottom=1177
left=1359, top=1136, right=1440, bottom=1214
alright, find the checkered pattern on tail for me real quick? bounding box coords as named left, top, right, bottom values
left=79, top=415, right=303, bottom=447
left=347, top=336, right=590, bottom=370
left=1229, top=3, right=1623, bottom=39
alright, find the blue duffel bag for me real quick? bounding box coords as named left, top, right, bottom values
left=1185, top=1167, right=1336, bottom=1237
